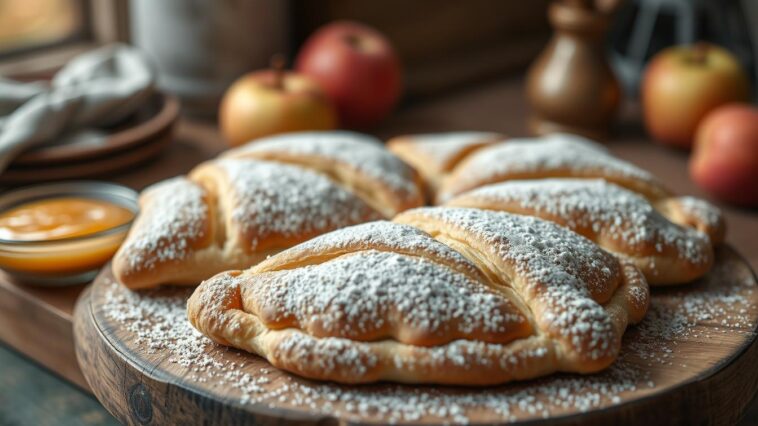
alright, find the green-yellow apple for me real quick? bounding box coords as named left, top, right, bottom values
left=690, top=103, right=758, bottom=207
left=219, top=68, right=336, bottom=146
left=642, top=43, right=750, bottom=149
left=295, top=21, right=402, bottom=129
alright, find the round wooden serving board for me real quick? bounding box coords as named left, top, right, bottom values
left=74, top=247, right=758, bottom=425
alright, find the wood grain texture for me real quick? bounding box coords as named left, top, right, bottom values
left=74, top=247, right=758, bottom=425
left=73, top=284, right=329, bottom=426
left=0, top=343, right=118, bottom=426
left=0, top=271, right=89, bottom=390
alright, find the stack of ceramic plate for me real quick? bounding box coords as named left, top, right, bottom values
left=0, top=93, right=180, bottom=185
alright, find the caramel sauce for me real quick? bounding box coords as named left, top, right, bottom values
left=0, top=197, right=134, bottom=275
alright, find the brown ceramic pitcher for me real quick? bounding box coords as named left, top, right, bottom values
left=526, top=0, right=622, bottom=140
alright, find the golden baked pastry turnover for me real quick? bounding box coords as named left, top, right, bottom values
left=224, top=130, right=425, bottom=217
left=113, top=131, right=424, bottom=289
left=390, top=132, right=672, bottom=203
left=447, top=179, right=725, bottom=285
left=188, top=207, right=649, bottom=385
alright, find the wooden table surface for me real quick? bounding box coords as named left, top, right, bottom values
left=1, top=77, right=757, bottom=424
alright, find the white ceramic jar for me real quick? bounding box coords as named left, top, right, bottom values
left=130, top=0, right=289, bottom=117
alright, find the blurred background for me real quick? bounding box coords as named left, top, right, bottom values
left=1, top=0, right=757, bottom=221
left=1, top=0, right=755, bottom=107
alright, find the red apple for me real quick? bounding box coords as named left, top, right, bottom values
left=642, top=43, right=750, bottom=149
left=690, top=104, right=758, bottom=207
left=295, top=21, right=402, bottom=129
left=219, top=65, right=336, bottom=146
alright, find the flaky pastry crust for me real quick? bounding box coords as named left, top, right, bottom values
left=408, top=133, right=672, bottom=203
left=113, top=131, right=424, bottom=289
left=224, top=131, right=425, bottom=217
left=386, top=132, right=673, bottom=203
left=447, top=179, right=725, bottom=285
left=188, top=208, right=649, bottom=385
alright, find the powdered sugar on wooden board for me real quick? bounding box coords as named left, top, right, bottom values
left=627, top=256, right=756, bottom=368
left=216, top=159, right=380, bottom=250
left=226, top=131, right=420, bottom=199
left=99, top=249, right=757, bottom=424
left=454, top=179, right=711, bottom=265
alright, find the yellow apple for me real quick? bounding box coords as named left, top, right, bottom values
left=219, top=69, right=337, bottom=146
left=642, top=43, right=750, bottom=149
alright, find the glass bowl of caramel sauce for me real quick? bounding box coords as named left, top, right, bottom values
left=0, top=182, right=138, bottom=286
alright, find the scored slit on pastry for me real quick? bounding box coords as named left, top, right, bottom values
left=188, top=208, right=649, bottom=385
left=387, top=131, right=505, bottom=196
left=447, top=179, right=725, bottom=285
left=113, top=131, right=424, bottom=290
left=438, top=134, right=672, bottom=202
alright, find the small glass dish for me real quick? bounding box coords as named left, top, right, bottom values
left=0, top=181, right=138, bottom=286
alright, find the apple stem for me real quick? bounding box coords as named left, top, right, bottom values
left=564, top=0, right=592, bottom=9
left=344, top=34, right=364, bottom=51
left=692, top=42, right=708, bottom=65
left=271, top=54, right=286, bottom=90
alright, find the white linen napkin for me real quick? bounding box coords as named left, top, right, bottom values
left=0, top=43, right=156, bottom=173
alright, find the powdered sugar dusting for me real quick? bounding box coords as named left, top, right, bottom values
left=404, top=207, right=620, bottom=361
left=102, top=281, right=276, bottom=396
left=444, top=134, right=664, bottom=200
left=116, top=177, right=209, bottom=272
left=227, top=131, right=420, bottom=200
left=628, top=255, right=756, bottom=368
left=454, top=179, right=711, bottom=265
left=675, top=196, right=723, bottom=231
left=216, top=159, right=380, bottom=250
left=246, top=250, right=528, bottom=344
left=398, top=132, right=502, bottom=168
left=104, top=283, right=210, bottom=365
left=267, top=221, right=483, bottom=279
left=100, top=249, right=757, bottom=423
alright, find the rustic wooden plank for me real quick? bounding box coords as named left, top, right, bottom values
left=0, top=343, right=117, bottom=426
left=0, top=273, right=88, bottom=391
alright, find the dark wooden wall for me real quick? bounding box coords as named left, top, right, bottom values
left=291, top=0, right=551, bottom=98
